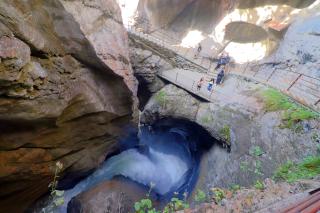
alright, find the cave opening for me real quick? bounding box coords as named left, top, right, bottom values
left=40, top=117, right=220, bottom=212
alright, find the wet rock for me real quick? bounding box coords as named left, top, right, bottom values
left=0, top=0, right=137, bottom=212
left=68, top=178, right=150, bottom=213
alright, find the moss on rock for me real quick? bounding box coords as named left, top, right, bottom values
left=260, top=88, right=319, bottom=129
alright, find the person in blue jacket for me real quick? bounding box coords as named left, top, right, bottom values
left=215, top=53, right=230, bottom=70
left=207, top=78, right=215, bottom=91
left=216, top=67, right=225, bottom=85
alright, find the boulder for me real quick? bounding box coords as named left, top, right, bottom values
left=0, top=0, right=137, bottom=212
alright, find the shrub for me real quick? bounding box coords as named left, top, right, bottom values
left=273, top=156, right=320, bottom=183
left=194, top=189, right=207, bottom=203
left=230, top=184, right=241, bottom=192
left=163, top=197, right=189, bottom=213
left=254, top=180, right=265, bottom=190
left=211, top=188, right=225, bottom=204
left=48, top=161, right=65, bottom=207
left=219, top=125, right=231, bottom=145
left=134, top=198, right=158, bottom=213
left=250, top=146, right=264, bottom=157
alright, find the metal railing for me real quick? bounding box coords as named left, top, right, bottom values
left=158, top=70, right=259, bottom=110
left=126, top=17, right=211, bottom=72
left=240, top=62, right=320, bottom=106
left=125, top=17, right=320, bottom=110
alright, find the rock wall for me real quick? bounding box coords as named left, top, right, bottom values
left=137, top=0, right=236, bottom=34
left=0, top=0, right=137, bottom=212
left=141, top=76, right=319, bottom=196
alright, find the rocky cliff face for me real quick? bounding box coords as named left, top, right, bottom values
left=137, top=0, right=236, bottom=34
left=0, top=0, right=137, bottom=212
left=141, top=76, right=319, bottom=195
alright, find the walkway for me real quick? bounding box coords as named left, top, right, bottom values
left=127, top=22, right=320, bottom=111
left=158, top=69, right=214, bottom=102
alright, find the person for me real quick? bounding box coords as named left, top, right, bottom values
left=207, top=78, right=215, bottom=91
left=194, top=43, right=202, bottom=58
left=216, top=67, right=225, bottom=85
left=197, top=77, right=204, bottom=90
left=215, top=52, right=231, bottom=70
left=197, top=43, right=202, bottom=53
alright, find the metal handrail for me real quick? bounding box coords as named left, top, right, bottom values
left=126, top=18, right=320, bottom=108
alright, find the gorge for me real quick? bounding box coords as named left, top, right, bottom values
left=0, top=0, right=320, bottom=213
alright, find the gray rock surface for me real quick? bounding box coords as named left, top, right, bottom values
left=141, top=75, right=320, bottom=195
left=271, top=15, right=320, bottom=79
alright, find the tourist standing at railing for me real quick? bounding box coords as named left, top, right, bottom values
left=197, top=77, right=204, bottom=91
left=216, top=67, right=225, bottom=85
left=207, top=78, right=215, bottom=91
left=215, top=52, right=230, bottom=70
left=194, top=43, right=202, bottom=58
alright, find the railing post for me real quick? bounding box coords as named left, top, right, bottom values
left=242, top=63, right=249, bottom=74
left=266, top=68, right=276, bottom=82
left=191, top=80, right=195, bottom=91
left=253, top=66, right=259, bottom=77
left=287, top=73, right=302, bottom=91
left=175, top=72, right=178, bottom=83
left=209, top=89, right=214, bottom=99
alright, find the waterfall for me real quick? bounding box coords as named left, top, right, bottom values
left=46, top=123, right=202, bottom=213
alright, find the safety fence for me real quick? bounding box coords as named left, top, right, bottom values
left=125, top=17, right=320, bottom=111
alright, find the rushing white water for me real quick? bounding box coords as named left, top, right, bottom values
left=53, top=126, right=196, bottom=213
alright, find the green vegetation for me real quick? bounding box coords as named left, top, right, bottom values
left=211, top=188, right=225, bottom=204
left=194, top=189, right=207, bottom=203
left=240, top=159, right=263, bottom=176
left=254, top=180, right=265, bottom=190
left=200, top=115, right=213, bottom=124
left=250, top=146, right=264, bottom=157
left=230, top=184, right=241, bottom=192
left=254, top=160, right=263, bottom=176
left=163, top=197, right=189, bottom=213
left=219, top=125, right=231, bottom=145
left=134, top=198, right=157, bottom=213
left=273, top=156, right=320, bottom=183
left=155, top=91, right=167, bottom=106
left=260, top=89, right=319, bottom=129
left=240, top=161, right=249, bottom=172
left=134, top=183, right=190, bottom=213
left=48, top=161, right=64, bottom=207
left=134, top=182, right=158, bottom=213
left=311, top=133, right=319, bottom=143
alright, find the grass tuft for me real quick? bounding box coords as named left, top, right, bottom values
left=155, top=90, right=167, bottom=106
left=261, top=89, right=319, bottom=129
left=273, top=156, right=320, bottom=183
left=219, top=125, right=231, bottom=145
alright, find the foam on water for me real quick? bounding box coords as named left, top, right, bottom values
left=49, top=123, right=204, bottom=213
